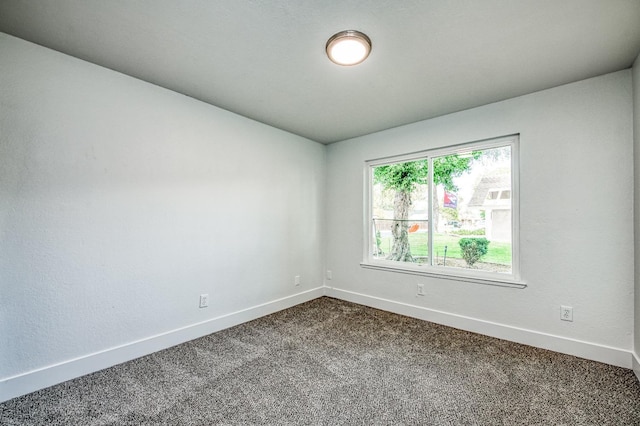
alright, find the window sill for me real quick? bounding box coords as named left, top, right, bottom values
left=360, top=261, right=526, bottom=289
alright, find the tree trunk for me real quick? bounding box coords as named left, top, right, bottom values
left=387, top=190, right=413, bottom=262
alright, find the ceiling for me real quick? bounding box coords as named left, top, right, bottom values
left=1, top=1, right=639, bottom=144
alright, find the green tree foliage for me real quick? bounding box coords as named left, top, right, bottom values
left=433, top=155, right=477, bottom=190
left=373, top=153, right=479, bottom=262
left=459, top=238, right=490, bottom=267
left=373, top=154, right=478, bottom=193
left=441, top=207, right=458, bottom=222
left=373, top=160, right=429, bottom=193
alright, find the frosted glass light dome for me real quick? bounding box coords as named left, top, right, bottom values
left=326, top=30, right=371, bottom=66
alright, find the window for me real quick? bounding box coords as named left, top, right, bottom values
left=363, top=135, right=520, bottom=285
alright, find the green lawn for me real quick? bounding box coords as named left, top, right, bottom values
left=377, top=232, right=511, bottom=265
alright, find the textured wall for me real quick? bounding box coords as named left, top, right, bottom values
left=0, top=29, right=636, bottom=400
left=326, top=70, right=634, bottom=354
left=634, top=52, right=640, bottom=377
left=0, top=33, right=325, bottom=381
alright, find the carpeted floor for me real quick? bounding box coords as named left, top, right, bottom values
left=2, top=297, right=640, bottom=425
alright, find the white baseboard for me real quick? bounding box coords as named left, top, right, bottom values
left=0, top=287, right=324, bottom=403
left=2, top=286, right=633, bottom=404
left=326, top=287, right=633, bottom=369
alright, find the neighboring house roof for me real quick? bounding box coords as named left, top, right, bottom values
left=468, top=170, right=511, bottom=208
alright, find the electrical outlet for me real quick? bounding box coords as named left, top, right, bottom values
left=417, top=284, right=425, bottom=296
left=560, top=305, right=573, bottom=322
left=326, top=270, right=332, bottom=280
left=199, top=294, right=209, bottom=308
left=295, top=275, right=301, bottom=286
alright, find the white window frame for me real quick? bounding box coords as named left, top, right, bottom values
left=361, top=135, right=524, bottom=288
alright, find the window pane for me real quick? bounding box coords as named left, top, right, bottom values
left=371, top=160, right=429, bottom=265
left=435, top=146, right=512, bottom=274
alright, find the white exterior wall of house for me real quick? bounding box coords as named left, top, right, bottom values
left=488, top=209, right=511, bottom=243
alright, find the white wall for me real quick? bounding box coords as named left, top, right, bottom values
left=0, top=33, right=325, bottom=401
left=326, top=70, right=634, bottom=367
left=1, top=29, right=637, bottom=402
left=633, top=52, right=640, bottom=381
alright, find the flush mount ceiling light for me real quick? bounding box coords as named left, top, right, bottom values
left=326, top=30, right=371, bottom=66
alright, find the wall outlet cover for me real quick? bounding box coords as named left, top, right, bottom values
left=199, top=294, right=209, bottom=308
left=560, top=305, right=573, bottom=322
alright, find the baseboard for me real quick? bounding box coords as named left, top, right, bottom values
left=326, top=287, right=632, bottom=369
left=3, top=286, right=633, bottom=403
left=0, top=287, right=324, bottom=403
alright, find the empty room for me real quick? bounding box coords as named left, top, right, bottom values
left=2, top=1, right=640, bottom=424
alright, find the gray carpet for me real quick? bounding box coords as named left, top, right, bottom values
left=2, top=297, right=640, bottom=425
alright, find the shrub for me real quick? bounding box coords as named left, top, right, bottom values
left=459, top=238, right=490, bottom=267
